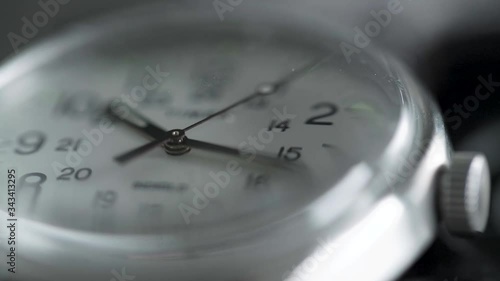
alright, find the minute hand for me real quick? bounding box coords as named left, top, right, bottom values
left=182, top=56, right=328, bottom=132
left=186, top=138, right=283, bottom=164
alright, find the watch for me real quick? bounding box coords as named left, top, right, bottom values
left=0, top=2, right=491, bottom=281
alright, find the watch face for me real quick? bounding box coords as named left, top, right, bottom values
left=0, top=6, right=404, bottom=250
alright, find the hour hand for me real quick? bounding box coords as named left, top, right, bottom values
left=106, top=102, right=168, bottom=139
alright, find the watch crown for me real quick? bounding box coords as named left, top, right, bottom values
left=440, top=153, right=491, bottom=236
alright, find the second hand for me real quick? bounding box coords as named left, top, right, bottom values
left=182, top=83, right=275, bottom=132
left=182, top=56, right=329, bottom=132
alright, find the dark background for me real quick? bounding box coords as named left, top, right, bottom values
left=2, top=1, right=500, bottom=280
